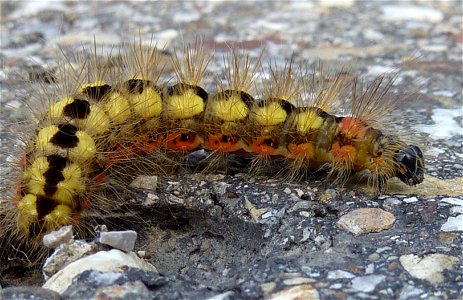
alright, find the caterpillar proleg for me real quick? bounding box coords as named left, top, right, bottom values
left=0, top=39, right=424, bottom=260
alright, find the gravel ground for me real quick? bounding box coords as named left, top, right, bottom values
left=1, top=1, right=462, bottom=299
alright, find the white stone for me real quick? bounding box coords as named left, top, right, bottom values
left=206, top=291, right=235, bottom=300
left=43, top=249, right=157, bottom=294
left=400, top=254, right=458, bottom=284
left=327, top=270, right=355, bottom=279
left=262, top=211, right=273, bottom=219
left=330, top=283, right=343, bottom=289
left=365, top=263, right=375, bottom=274
left=403, top=196, right=418, bottom=203
left=441, top=197, right=463, bottom=206
left=423, top=44, right=448, bottom=52
left=399, top=284, right=423, bottom=300
left=319, top=0, right=355, bottom=8
left=416, top=108, right=463, bottom=139
left=283, top=277, right=315, bottom=285
left=367, top=65, right=393, bottom=77
left=350, top=275, right=386, bottom=292
left=441, top=215, right=463, bottom=232
left=363, top=28, right=384, bottom=40
left=54, top=33, right=122, bottom=47
left=450, top=206, right=463, bottom=215
left=381, top=5, right=444, bottom=23
left=173, top=11, right=200, bottom=23
left=6, top=100, right=22, bottom=109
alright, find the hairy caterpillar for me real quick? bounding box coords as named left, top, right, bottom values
left=0, top=39, right=424, bottom=257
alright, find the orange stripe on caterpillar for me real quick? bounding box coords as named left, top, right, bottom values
left=165, top=132, right=203, bottom=153
left=206, top=134, right=243, bottom=153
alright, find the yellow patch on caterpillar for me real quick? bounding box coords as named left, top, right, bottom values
left=103, top=92, right=132, bottom=124
left=252, top=101, right=289, bottom=126
left=164, top=89, right=205, bottom=119
left=17, top=194, right=73, bottom=236
left=130, top=87, right=163, bottom=119
left=23, top=157, right=85, bottom=206
left=42, top=204, right=74, bottom=231
left=36, top=125, right=97, bottom=164
left=17, top=194, right=38, bottom=223
left=294, top=109, right=324, bottom=134
left=208, top=93, right=249, bottom=122
left=48, top=97, right=111, bottom=136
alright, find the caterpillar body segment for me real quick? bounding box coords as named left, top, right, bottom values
left=5, top=41, right=425, bottom=244
left=204, top=50, right=261, bottom=156
left=163, top=42, right=212, bottom=153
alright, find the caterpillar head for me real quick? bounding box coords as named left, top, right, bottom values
left=394, top=145, right=424, bottom=186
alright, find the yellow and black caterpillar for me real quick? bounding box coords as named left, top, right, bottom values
left=4, top=41, right=424, bottom=243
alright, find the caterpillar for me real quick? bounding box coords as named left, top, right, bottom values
left=0, top=39, right=424, bottom=258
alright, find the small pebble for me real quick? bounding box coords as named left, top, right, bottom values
left=282, top=277, right=315, bottom=285
left=380, top=5, right=444, bottom=23
left=130, top=175, right=158, bottom=190
left=43, top=225, right=73, bottom=249
left=268, top=284, right=319, bottom=300
left=336, top=208, right=395, bottom=235
left=350, top=275, right=385, bottom=293
left=400, top=253, right=458, bottom=284
left=440, top=215, right=463, bottom=232
left=206, top=291, right=235, bottom=300
left=43, top=240, right=97, bottom=280
left=368, top=253, right=380, bottom=262
left=1, top=287, right=61, bottom=300
left=441, top=197, right=463, bottom=206
left=261, top=211, right=273, bottom=219
left=326, top=270, right=355, bottom=279
left=403, top=197, right=418, bottom=203
left=399, top=284, right=423, bottom=299
left=98, top=230, right=138, bottom=252
left=384, top=197, right=401, bottom=206
left=449, top=206, right=463, bottom=215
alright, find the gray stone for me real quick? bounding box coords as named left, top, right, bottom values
left=98, top=230, right=138, bottom=252
left=336, top=208, right=395, bottom=235
left=130, top=175, right=158, bottom=190
left=42, top=225, right=73, bottom=249
left=1, top=286, right=61, bottom=300
left=399, top=284, right=423, bottom=300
